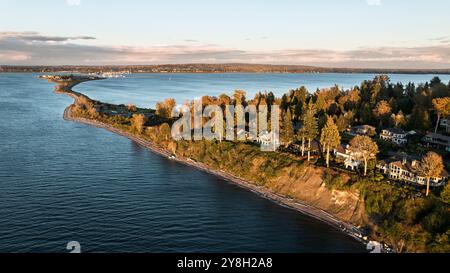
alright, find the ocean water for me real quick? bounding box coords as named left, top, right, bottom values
left=0, top=73, right=448, bottom=253
left=77, top=73, right=450, bottom=107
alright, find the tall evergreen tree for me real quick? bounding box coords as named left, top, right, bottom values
left=282, top=109, right=294, bottom=145
left=320, top=116, right=341, bottom=168
left=301, top=101, right=318, bottom=161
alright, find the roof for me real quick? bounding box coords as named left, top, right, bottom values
left=377, top=160, right=388, bottom=166
left=335, top=144, right=348, bottom=154
left=383, top=128, right=406, bottom=135
left=424, top=132, right=450, bottom=142
left=310, top=140, right=321, bottom=151
left=352, top=125, right=376, bottom=130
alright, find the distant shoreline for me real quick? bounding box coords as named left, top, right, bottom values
left=2, top=63, right=450, bottom=75
left=3, top=71, right=450, bottom=75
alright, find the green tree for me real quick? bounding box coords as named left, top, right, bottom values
left=409, top=107, right=431, bottom=131
left=281, top=109, right=294, bottom=145
left=320, top=116, right=341, bottom=168
left=441, top=183, right=450, bottom=204
left=360, top=103, right=373, bottom=125
left=301, top=101, right=318, bottom=161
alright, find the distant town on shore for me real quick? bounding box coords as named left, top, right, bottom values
left=2, top=63, right=450, bottom=74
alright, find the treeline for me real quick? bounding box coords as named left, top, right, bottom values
left=155, top=75, right=450, bottom=136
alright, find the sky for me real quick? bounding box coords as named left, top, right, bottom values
left=0, top=0, right=449, bottom=68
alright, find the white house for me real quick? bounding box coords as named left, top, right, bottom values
left=334, top=144, right=361, bottom=171
left=380, top=128, right=408, bottom=145
left=377, top=157, right=448, bottom=187
left=257, top=131, right=280, bottom=151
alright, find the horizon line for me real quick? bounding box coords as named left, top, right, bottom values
left=2, top=63, right=450, bottom=72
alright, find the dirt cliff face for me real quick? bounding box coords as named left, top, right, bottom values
left=265, top=165, right=366, bottom=225
left=166, top=140, right=367, bottom=226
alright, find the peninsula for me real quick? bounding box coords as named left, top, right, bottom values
left=42, top=74, right=450, bottom=253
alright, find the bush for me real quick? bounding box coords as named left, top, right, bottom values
left=441, top=183, right=450, bottom=204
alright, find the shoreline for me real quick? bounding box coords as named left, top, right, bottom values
left=3, top=71, right=450, bottom=76
left=60, top=90, right=370, bottom=249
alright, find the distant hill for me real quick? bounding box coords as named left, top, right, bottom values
left=1, top=63, right=450, bottom=74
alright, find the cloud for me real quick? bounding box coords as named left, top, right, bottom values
left=66, top=0, right=81, bottom=6
left=0, top=32, right=95, bottom=42
left=1, top=31, right=449, bottom=69
left=366, top=0, right=382, bottom=6
left=430, top=36, right=450, bottom=44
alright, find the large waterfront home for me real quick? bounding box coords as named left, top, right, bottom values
left=379, top=128, right=408, bottom=145
left=334, top=144, right=361, bottom=171
left=377, top=156, right=448, bottom=187
left=423, top=132, right=450, bottom=152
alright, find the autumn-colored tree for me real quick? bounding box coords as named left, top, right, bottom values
left=301, top=101, right=318, bottom=161
left=432, top=97, right=450, bottom=133
left=131, top=114, right=146, bottom=134
left=159, top=123, right=172, bottom=141
left=373, top=100, right=392, bottom=127
left=338, top=88, right=361, bottom=111
left=164, top=98, right=176, bottom=116
left=390, top=111, right=407, bottom=128
left=155, top=102, right=167, bottom=118
left=76, top=96, right=94, bottom=111
left=349, top=136, right=379, bottom=176
left=233, top=90, right=247, bottom=105
left=218, top=94, right=232, bottom=109
left=320, top=116, right=341, bottom=168
left=336, top=114, right=349, bottom=133
left=156, top=98, right=177, bottom=119
left=418, top=152, right=444, bottom=197
left=127, top=104, right=137, bottom=112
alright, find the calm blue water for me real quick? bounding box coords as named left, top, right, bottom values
left=78, top=73, right=450, bottom=107
left=0, top=73, right=448, bottom=253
